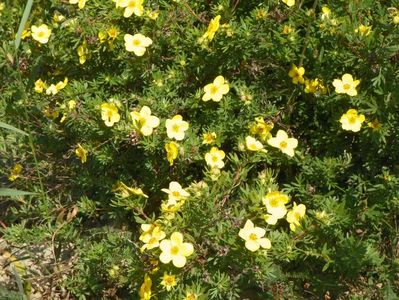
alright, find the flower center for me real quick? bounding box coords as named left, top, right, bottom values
left=279, top=141, right=287, bottom=149
left=212, top=155, right=219, bottom=162
left=172, top=124, right=180, bottom=132
left=343, top=83, right=351, bottom=90
left=171, top=246, right=179, bottom=255
left=172, top=191, right=181, bottom=198
left=38, top=31, right=45, bottom=38
left=133, top=39, right=141, bottom=46
left=249, top=233, right=258, bottom=241
left=210, top=85, right=218, bottom=94
left=348, top=116, right=357, bottom=124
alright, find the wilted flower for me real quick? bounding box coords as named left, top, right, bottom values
left=138, top=274, right=152, bottom=300
left=355, top=24, right=372, bottom=36
left=75, top=144, right=88, bottom=163
left=165, top=142, right=179, bottom=166
left=112, top=181, right=148, bottom=198
left=34, top=79, right=46, bottom=93
left=288, top=64, right=305, bottom=84
left=286, top=202, right=306, bottom=231
left=201, top=15, right=221, bottom=42
left=8, top=164, right=23, bottom=181
left=245, top=136, right=265, bottom=152
left=202, top=132, right=217, bottom=145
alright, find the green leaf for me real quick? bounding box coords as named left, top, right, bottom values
left=14, top=0, right=34, bottom=54
left=0, top=188, right=35, bottom=197
left=0, top=121, right=28, bottom=136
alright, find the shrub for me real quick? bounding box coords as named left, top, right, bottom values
left=1, top=0, right=399, bottom=299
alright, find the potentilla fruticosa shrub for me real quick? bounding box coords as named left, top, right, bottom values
left=1, top=0, right=399, bottom=299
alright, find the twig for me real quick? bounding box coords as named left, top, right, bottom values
left=220, top=167, right=241, bottom=207
left=180, top=0, right=206, bottom=23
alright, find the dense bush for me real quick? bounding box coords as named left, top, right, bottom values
left=1, top=0, right=399, bottom=299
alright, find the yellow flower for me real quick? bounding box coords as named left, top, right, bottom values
left=107, top=27, right=119, bottom=39
left=267, top=130, right=298, bottom=157
left=68, top=100, right=77, bottom=110
left=183, top=292, right=199, bottom=300
left=31, top=24, right=52, bottom=44
left=118, top=0, right=144, bottom=18
left=8, top=164, right=23, bottom=181
left=140, top=224, right=166, bottom=251
left=288, top=64, right=305, bottom=84
left=75, top=144, right=88, bottom=163
left=100, top=103, right=120, bottom=127
left=124, top=33, right=152, bottom=56
left=339, top=109, right=365, bottom=132
left=147, top=10, right=159, bottom=20
left=238, top=220, right=271, bottom=252
left=165, top=115, right=189, bottom=141
left=77, top=42, right=88, bottom=64
left=249, top=117, right=274, bottom=141
left=304, top=78, right=327, bottom=96
left=201, top=15, right=221, bottom=42
left=53, top=13, right=65, bottom=23
left=262, top=191, right=290, bottom=221
left=130, top=106, right=160, bottom=136
left=245, top=136, right=266, bottom=152
left=321, top=6, right=331, bottom=20
left=286, top=202, right=306, bottom=232
left=205, top=147, right=225, bottom=169
left=165, top=142, right=179, bottom=166
left=282, top=25, right=293, bottom=34
left=34, top=79, right=46, bottom=93
left=161, top=181, right=190, bottom=203
left=256, top=9, right=268, bottom=19
left=202, top=75, right=229, bottom=102
left=367, top=119, right=382, bottom=131
left=45, top=78, right=68, bottom=96
left=98, top=31, right=107, bottom=43
left=69, top=0, right=87, bottom=9
left=159, top=232, right=194, bottom=268
left=202, top=132, right=217, bottom=145
left=112, top=181, right=148, bottom=198
left=160, top=272, right=177, bottom=291
left=139, top=274, right=152, bottom=300
left=282, top=0, right=295, bottom=7
left=21, top=28, right=31, bottom=39
left=355, top=24, right=372, bottom=36
left=332, top=73, right=360, bottom=96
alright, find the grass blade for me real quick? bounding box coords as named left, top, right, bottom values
left=0, top=121, right=28, bottom=136
left=0, top=188, right=35, bottom=197
left=14, top=0, right=34, bottom=53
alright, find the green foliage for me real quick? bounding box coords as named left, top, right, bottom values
left=1, top=0, right=399, bottom=299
